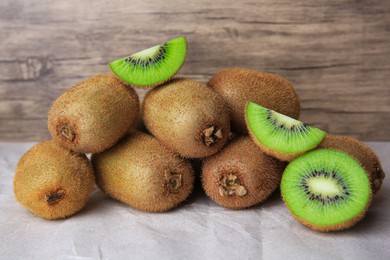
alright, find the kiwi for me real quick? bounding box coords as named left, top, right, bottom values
left=109, top=36, right=187, bottom=88
left=48, top=75, right=140, bottom=154
left=208, top=67, right=300, bottom=134
left=318, top=134, right=385, bottom=194
left=14, top=141, right=95, bottom=220
left=246, top=101, right=326, bottom=161
left=202, top=136, right=286, bottom=209
left=142, top=78, right=230, bottom=158
left=91, top=131, right=194, bottom=212
left=281, top=149, right=372, bottom=232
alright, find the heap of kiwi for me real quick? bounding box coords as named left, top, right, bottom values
left=12, top=36, right=385, bottom=234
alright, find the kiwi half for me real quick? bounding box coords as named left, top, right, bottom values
left=92, top=131, right=194, bottom=212
left=246, top=101, right=326, bottom=161
left=318, top=134, right=385, bottom=194
left=281, top=149, right=372, bottom=232
left=208, top=67, right=300, bottom=134
left=14, top=141, right=95, bottom=220
left=202, top=136, right=286, bottom=209
left=109, top=36, right=187, bottom=88
left=48, top=75, right=140, bottom=154
left=142, top=78, right=230, bottom=158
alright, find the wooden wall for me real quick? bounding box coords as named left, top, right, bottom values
left=0, top=0, right=389, bottom=141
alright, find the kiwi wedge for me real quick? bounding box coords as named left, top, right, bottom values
left=281, top=149, right=372, bottom=232
left=208, top=67, right=301, bottom=134
left=48, top=75, right=140, bottom=154
left=92, top=131, right=194, bottom=212
left=142, top=78, right=230, bottom=158
left=318, top=134, right=385, bottom=194
left=246, top=101, right=326, bottom=161
left=109, top=36, right=187, bottom=88
left=202, top=136, right=286, bottom=209
left=14, top=141, right=95, bottom=220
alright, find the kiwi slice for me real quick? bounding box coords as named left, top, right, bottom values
left=109, top=36, right=187, bottom=88
left=281, top=149, right=372, bottom=232
left=246, top=101, right=326, bottom=161
left=14, top=141, right=95, bottom=220
left=202, top=136, right=286, bottom=209
left=318, top=134, right=385, bottom=194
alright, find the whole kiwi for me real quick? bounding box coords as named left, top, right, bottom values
left=202, top=136, right=286, bottom=209
left=92, top=131, right=194, bottom=212
left=208, top=67, right=301, bottom=134
left=142, top=78, right=230, bottom=158
left=14, top=141, right=95, bottom=220
left=318, top=134, right=385, bottom=194
left=48, top=75, right=140, bottom=154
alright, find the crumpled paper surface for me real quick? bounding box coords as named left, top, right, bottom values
left=1, top=142, right=389, bottom=260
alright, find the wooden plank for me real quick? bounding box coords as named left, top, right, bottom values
left=0, top=0, right=389, bottom=141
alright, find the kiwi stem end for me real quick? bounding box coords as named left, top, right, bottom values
left=219, top=174, right=247, bottom=197
left=202, top=126, right=223, bottom=146
left=59, top=125, right=76, bottom=142
left=165, top=171, right=182, bottom=194
left=46, top=189, right=65, bottom=206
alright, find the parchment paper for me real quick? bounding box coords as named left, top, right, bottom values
left=1, top=142, right=389, bottom=260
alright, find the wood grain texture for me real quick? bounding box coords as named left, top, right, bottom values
left=0, top=0, right=389, bottom=141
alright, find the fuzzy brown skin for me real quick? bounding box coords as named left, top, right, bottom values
left=48, top=75, right=140, bottom=154
left=283, top=191, right=373, bottom=232
left=91, top=131, right=194, bottom=212
left=14, top=141, right=95, bottom=220
left=318, top=134, right=385, bottom=194
left=202, top=136, right=286, bottom=209
left=208, top=67, right=300, bottom=134
left=142, top=78, right=230, bottom=158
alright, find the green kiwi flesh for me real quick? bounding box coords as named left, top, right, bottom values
left=14, top=141, right=95, bottom=220
left=92, top=131, right=194, bottom=212
left=109, top=36, right=187, bottom=88
left=246, top=101, right=326, bottom=161
left=208, top=67, right=301, bottom=134
left=281, top=149, right=372, bottom=232
left=202, top=136, right=286, bottom=209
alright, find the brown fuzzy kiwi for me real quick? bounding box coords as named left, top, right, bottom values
left=142, top=78, right=230, bottom=158
left=14, top=141, right=95, bottom=220
left=202, top=136, right=286, bottom=209
left=48, top=75, right=140, bottom=154
left=208, top=67, right=300, bottom=134
left=318, top=134, right=385, bottom=194
left=91, top=131, right=194, bottom=212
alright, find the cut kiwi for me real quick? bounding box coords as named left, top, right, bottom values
left=245, top=101, right=326, bottom=161
left=281, top=149, right=372, bottom=232
left=109, top=36, right=187, bottom=88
